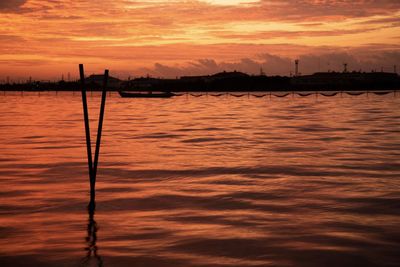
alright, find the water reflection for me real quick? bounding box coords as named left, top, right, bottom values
left=0, top=93, right=400, bottom=266
left=81, top=200, right=102, bottom=267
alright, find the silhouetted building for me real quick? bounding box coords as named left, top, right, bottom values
left=211, top=71, right=248, bottom=79
left=85, top=74, right=122, bottom=89
left=180, top=75, right=208, bottom=82
left=122, top=77, right=162, bottom=89
left=295, top=59, right=299, bottom=76
left=180, top=71, right=249, bottom=82
left=291, top=71, right=399, bottom=90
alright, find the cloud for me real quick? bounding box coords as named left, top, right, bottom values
left=0, top=0, right=27, bottom=11
left=2, top=43, right=399, bottom=79
left=210, top=28, right=389, bottom=40
left=0, top=34, right=24, bottom=42
left=133, top=48, right=400, bottom=78
left=0, top=0, right=399, bottom=79
left=255, top=0, right=400, bottom=21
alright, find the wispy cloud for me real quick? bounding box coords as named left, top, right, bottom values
left=0, top=0, right=399, bottom=79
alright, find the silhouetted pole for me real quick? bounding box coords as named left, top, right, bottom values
left=93, top=70, right=109, bottom=185
left=79, top=64, right=95, bottom=202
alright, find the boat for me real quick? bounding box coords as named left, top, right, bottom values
left=118, top=91, right=175, bottom=98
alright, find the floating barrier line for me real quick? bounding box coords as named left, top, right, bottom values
left=373, top=91, right=392, bottom=95
left=168, top=91, right=397, bottom=98
left=1, top=90, right=397, bottom=98
left=210, top=93, right=224, bottom=97
left=273, top=93, right=291, bottom=97
left=251, top=94, right=267, bottom=98
left=346, top=92, right=365, bottom=96
left=320, top=92, right=339, bottom=97
left=298, top=93, right=313, bottom=97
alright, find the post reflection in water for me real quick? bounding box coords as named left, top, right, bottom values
left=81, top=200, right=102, bottom=267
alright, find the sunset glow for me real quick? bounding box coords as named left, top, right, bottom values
left=0, top=0, right=399, bottom=80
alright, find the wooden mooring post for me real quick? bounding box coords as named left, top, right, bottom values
left=79, top=64, right=109, bottom=208
left=93, top=70, right=109, bottom=187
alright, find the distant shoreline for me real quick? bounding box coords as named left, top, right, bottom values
left=1, top=71, right=399, bottom=92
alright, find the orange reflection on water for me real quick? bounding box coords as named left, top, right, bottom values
left=0, top=92, right=400, bottom=266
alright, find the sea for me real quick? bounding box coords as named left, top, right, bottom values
left=0, top=91, right=399, bottom=267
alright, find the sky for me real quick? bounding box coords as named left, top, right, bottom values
left=0, top=0, right=399, bottom=81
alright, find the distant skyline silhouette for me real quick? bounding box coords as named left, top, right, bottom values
left=0, top=0, right=399, bottom=79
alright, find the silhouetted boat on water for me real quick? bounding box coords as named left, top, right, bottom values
left=118, top=91, right=175, bottom=98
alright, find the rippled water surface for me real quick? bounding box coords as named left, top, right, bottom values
left=0, top=92, right=400, bottom=267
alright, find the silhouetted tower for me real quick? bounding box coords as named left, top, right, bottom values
left=343, top=63, right=348, bottom=73
left=295, top=59, right=299, bottom=76
left=318, top=58, right=321, bottom=72
left=259, top=67, right=265, bottom=76
left=394, top=65, right=397, bottom=74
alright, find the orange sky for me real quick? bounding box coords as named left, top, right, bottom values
left=0, top=0, right=399, bottom=80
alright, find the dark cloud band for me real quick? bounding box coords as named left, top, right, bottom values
left=0, top=0, right=27, bottom=10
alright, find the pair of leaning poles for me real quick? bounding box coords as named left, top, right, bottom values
left=79, top=64, right=109, bottom=210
